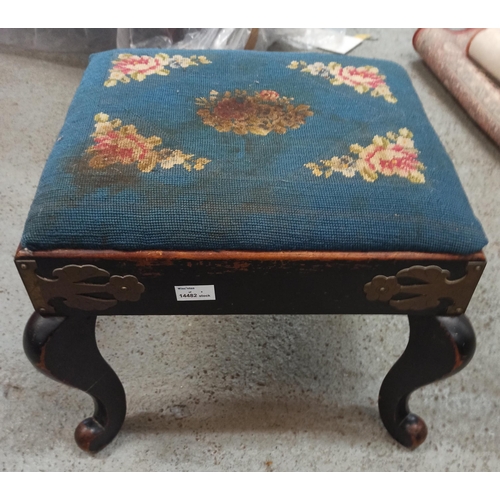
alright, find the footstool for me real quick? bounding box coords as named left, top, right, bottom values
left=16, top=49, right=488, bottom=453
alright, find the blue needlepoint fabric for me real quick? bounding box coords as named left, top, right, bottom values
left=21, top=49, right=487, bottom=253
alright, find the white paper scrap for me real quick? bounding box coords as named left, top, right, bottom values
left=312, top=34, right=364, bottom=55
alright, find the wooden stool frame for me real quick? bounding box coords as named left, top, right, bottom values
left=15, top=248, right=486, bottom=452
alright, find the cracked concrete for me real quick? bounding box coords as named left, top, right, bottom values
left=1, top=29, right=499, bottom=471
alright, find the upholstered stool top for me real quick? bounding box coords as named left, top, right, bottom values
left=21, top=50, right=487, bottom=254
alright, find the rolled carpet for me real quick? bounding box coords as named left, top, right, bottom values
left=413, top=28, right=500, bottom=147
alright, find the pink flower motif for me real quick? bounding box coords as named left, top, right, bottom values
left=92, top=130, right=151, bottom=164
left=360, top=143, right=420, bottom=177
left=104, top=54, right=211, bottom=87
left=88, top=118, right=162, bottom=171
left=289, top=60, right=397, bottom=103
left=333, top=65, right=386, bottom=89
left=113, top=55, right=163, bottom=76
left=305, top=129, right=425, bottom=183
left=259, top=90, right=280, bottom=101
left=87, top=113, right=210, bottom=173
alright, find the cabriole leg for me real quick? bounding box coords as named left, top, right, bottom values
left=379, top=315, right=476, bottom=449
left=23, top=311, right=126, bottom=453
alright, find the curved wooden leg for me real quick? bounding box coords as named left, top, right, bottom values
left=379, top=315, right=476, bottom=450
left=23, top=311, right=126, bottom=453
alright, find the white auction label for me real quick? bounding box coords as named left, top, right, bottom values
left=174, top=285, right=216, bottom=301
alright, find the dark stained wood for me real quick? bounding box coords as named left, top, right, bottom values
left=16, top=247, right=485, bottom=452
left=16, top=250, right=485, bottom=317
left=23, top=310, right=126, bottom=452
left=244, top=28, right=259, bottom=50
left=378, top=315, right=476, bottom=449
left=15, top=247, right=486, bottom=262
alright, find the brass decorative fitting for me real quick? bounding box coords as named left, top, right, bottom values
left=16, top=261, right=145, bottom=314
left=364, top=262, right=485, bottom=314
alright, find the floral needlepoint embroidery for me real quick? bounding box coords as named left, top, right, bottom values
left=104, top=53, right=211, bottom=86
left=195, top=89, right=313, bottom=135
left=288, top=60, right=397, bottom=103
left=305, top=128, right=425, bottom=183
left=87, top=113, right=211, bottom=173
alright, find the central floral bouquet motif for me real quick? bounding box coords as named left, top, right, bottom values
left=87, top=113, right=211, bottom=173
left=288, top=60, right=397, bottom=103
left=305, top=128, right=426, bottom=183
left=195, top=89, right=314, bottom=135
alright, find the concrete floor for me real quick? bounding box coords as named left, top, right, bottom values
left=1, top=29, right=499, bottom=471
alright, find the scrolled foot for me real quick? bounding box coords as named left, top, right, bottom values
left=392, top=413, right=428, bottom=450
left=23, top=311, right=126, bottom=453
left=75, top=418, right=106, bottom=452
left=379, top=315, right=476, bottom=449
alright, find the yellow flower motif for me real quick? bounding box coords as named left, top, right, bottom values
left=193, top=158, right=211, bottom=171
left=305, top=129, right=425, bottom=184
left=104, top=53, right=212, bottom=87
left=196, top=89, right=313, bottom=136
left=87, top=114, right=211, bottom=173
left=160, top=150, right=193, bottom=169
left=289, top=60, right=397, bottom=103
left=94, top=112, right=110, bottom=122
